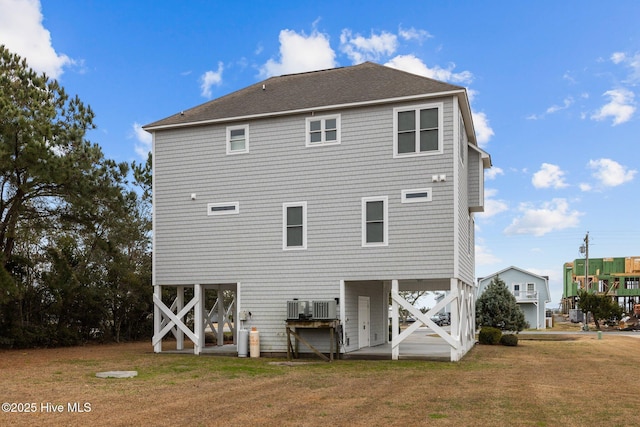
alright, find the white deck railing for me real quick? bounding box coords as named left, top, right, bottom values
left=513, top=290, right=538, bottom=302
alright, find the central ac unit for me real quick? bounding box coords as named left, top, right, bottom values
left=312, top=300, right=337, bottom=320
left=287, top=300, right=311, bottom=320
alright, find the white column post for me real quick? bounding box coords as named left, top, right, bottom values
left=153, top=285, right=162, bottom=353
left=194, top=283, right=203, bottom=355
left=391, top=279, right=399, bottom=360
left=176, top=286, right=184, bottom=350
left=468, top=284, right=475, bottom=351
left=339, top=280, right=346, bottom=352
left=236, top=282, right=242, bottom=337
left=217, top=285, right=225, bottom=346
left=383, top=281, right=391, bottom=343
left=450, top=278, right=460, bottom=362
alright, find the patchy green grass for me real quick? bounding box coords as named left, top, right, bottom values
left=1, top=334, right=639, bottom=426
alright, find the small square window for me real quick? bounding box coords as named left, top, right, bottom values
left=226, top=125, right=249, bottom=154
left=306, top=115, right=341, bottom=146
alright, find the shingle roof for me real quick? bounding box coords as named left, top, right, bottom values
left=144, top=62, right=466, bottom=130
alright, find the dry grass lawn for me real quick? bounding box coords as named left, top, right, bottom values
left=1, top=332, right=639, bottom=427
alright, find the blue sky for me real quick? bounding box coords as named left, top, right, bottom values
left=2, top=0, right=639, bottom=307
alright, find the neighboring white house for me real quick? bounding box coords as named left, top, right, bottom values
left=477, top=266, right=551, bottom=329
left=144, top=62, right=491, bottom=361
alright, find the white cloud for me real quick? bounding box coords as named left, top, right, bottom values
left=132, top=122, right=152, bottom=159
left=504, top=198, right=582, bottom=236
left=475, top=240, right=501, bottom=266
left=260, top=29, right=336, bottom=78
left=587, top=158, right=636, bottom=187
left=611, top=51, right=640, bottom=83
left=579, top=183, right=592, bottom=192
left=0, top=0, right=73, bottom=79
left=200, top=61, right=224, bottom=98
left=340, top=29, right=398, bottom=63
left=384, top=54, right=473, bottom=84
left=532, top=163, right=569, bottom=189
left=485, top=167, right=504, bottom=180
left=611, top=52, right=626, bottom=64
left=398, top=26, right=432, bottom=42
left=472, top=111, right=494, bottom=148
left=546, top=96, right=574, bottom=114
left=591, top=88, right=636, bottom=125
left=563, top=71, right=577, bottom=84
left=477, top=188, right=508, bottom=218
left=528, top=96, right=575, bottom=120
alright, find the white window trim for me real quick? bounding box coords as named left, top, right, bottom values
left=361, top=196, right=388, bottom=247
left=305, top=114, right=341, bottom=147
left=207, top=202, right=239, bottom=216
left=283, top=201, right=307, bottom=250
left=226, top=124, right=249, bottom=155
left=393, top=102, right=443, bottom=158
left=401, top=188, right=432, bottom=203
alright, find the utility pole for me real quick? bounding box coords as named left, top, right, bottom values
left=581, top=232, right=590, bottom=331
left=579, top=232, right=590, bottom=291
left=584, top=232, right=589, bottom=292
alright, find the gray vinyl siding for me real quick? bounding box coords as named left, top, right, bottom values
left=456, top=110, right=474, bottom=284
left=468, top=147, right=482, bottom=210
left=343, top=281, right=387, bottom=352
left=155, top=99, right=457, bottom=283
left=154, top=97, right=460, bottom=352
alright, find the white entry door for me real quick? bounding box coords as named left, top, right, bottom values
left=358, top=296, right=370, bottom=349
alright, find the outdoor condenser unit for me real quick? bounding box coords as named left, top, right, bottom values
left=287, top=300, right=311, bottom=320
left=312, top=300, right=337, bottom=320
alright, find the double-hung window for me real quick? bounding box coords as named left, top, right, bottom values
left=226, top=125, right=249, bottom=154
left=306, top=115, right=340, bottom=146
left=527, top=283, right=536, bottom=297
left=283, top=202, right=307, bottom=250
left=393, top=103, right=442, bottom=157
left=362, top=196, right=388, bottom=247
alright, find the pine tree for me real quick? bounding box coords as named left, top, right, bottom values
left=0, top=45, right=152, bottom=347
left=476, top=276, right=528, bottom=332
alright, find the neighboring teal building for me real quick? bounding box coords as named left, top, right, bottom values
left=562, top=257, right=640, bottom=313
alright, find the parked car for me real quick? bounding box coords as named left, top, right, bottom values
left=430, top=313, right=450, bottom=326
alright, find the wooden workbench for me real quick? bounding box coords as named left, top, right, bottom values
left=285, top=319, right=340, bottom=362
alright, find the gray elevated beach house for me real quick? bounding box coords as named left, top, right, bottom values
left=144, top=62, right=491, bottom=361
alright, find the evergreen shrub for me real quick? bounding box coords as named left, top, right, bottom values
left=478, top=326, right=502, bottom=345
left=500, top=334, right=518, bottom=346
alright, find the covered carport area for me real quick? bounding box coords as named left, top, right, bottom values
left=340, top=278, right=476, bottom=362
left=390, top=278, right=476, bottom=361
